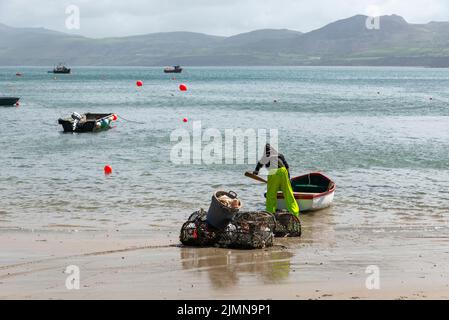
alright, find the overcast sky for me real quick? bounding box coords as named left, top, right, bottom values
left=0, top=0, right=448, bottom=38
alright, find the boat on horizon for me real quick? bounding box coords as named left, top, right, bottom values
left=164, top=65, right=183, bottom=74
left=272, top=172, right=336, bottom=212
left=0, top=97, right=20, bottom=106
left=49, top=63, right=71, bottom=74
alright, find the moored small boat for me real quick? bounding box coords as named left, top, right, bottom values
left=49, top=63, right=71, bottom=74
left=274, top=172, right=336, bottom=212
left=164, top=65, right=183, bottom=73
left=0, top=97, right=20, bottom=106
left=58, top=113, right=116, bottom=133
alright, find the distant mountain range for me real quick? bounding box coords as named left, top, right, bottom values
left=1, top=14, right=449, bottom=67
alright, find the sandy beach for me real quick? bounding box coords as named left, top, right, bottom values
left=2, top=210, right=449, bottom=300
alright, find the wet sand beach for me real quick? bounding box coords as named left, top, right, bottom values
left=2, top=211, right=449, bottom=300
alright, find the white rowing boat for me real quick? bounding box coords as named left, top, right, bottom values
left=275, top=172, right=336, bottom=212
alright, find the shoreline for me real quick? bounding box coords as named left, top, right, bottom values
left=2, top=214, right=449, bottom=300
left=1, top=65, right=448, bottom=69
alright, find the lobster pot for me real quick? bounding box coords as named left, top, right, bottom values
left=217, top=211, right=276, bottom=250
left=180, top=209, right=219, bottom=247
left=206, top=191, right=240, bottom=230
left=274, top=212, right=302, bottom=238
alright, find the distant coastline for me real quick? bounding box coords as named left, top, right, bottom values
left=1, top=14, right=449, bottom=67
left=0, top=65, right=447, bottom=69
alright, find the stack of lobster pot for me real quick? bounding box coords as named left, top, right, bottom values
left=180, top=191, right=277, bottom=250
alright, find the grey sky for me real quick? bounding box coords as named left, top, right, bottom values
left=0, top=0, right=448, bottom=38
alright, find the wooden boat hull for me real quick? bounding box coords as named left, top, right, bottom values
left=58, top=113, right=114, bottom=133
left=164, top=66, right=183, bottom=73
left=275, top=172, right=336, bottom=212
left=0, top=97, right=20, bottom=106
left=51, top=69, right=71, bottom=74
left=164, top=69, right=182, bottom=74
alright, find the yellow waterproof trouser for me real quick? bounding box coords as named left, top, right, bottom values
left=266, top=167, right=300, bottom=217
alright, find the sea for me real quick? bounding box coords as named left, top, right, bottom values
left=1, top=66, right=448, bottom=234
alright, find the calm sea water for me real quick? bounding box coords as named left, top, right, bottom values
left=0, top=67, right=448, bottom=233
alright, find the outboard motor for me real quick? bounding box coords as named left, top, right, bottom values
left=71, top=112, right=82, bottom=131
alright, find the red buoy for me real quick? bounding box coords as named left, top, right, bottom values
left=136, top=80, right=143, bottom=87
left=183, top=117, right=188, bottom=123
left=112, top=114, right=118, bottom=121
left=104, top=165, right=113, bottom=175
left=179, top=84, right=187, bottom=91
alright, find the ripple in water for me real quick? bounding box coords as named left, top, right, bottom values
left=0, top=66, right=448, bottom=232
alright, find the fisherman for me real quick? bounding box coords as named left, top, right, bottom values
left=253, top=144, right=299, bottom=217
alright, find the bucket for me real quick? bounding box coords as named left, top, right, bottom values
left=206, top=191, right=241, bottom=229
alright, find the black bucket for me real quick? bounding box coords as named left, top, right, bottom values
left=206, top=191, right=240, bottom=230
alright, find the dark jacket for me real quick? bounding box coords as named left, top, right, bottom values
left=254, top=144, right=290, bottom=174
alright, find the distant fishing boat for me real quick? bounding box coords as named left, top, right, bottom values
left=164, top=65, right=183, bottom=74
left=58, top=113, right=115, bottom=133
left=49, top=63, right=71, bottom=74
left=274, top=172, right=336, bottom=212
left=0, top=97, right=20, bottom=106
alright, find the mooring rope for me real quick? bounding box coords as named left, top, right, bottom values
left=117, top=115, right=145, bottom=124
